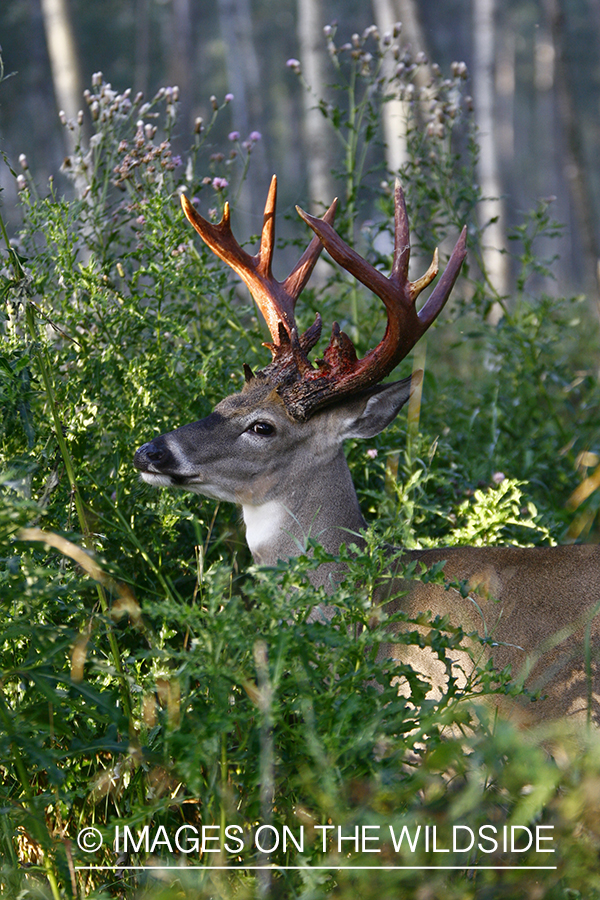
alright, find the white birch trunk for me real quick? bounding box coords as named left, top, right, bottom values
left=473, top=0, right=508, bottom=321
left=39, top=0, right=81, bottom=152
left=297, top=0, right=334, bottom=209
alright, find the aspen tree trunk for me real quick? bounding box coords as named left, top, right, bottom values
left=39, top=0, right=81, bottom=152
left=371, top=0, right=407, bottom=173
left=135, top=0, right=151, bottom=97
left=371, top=0, right=432, bottom=174
left=545, top=0, right=599, bottom=300
left=473, top=0, right=508, bottom=321
left=216, top=0, right=268, bottom=216
left=297, top=0, right=334, bottom=209
left=167, top=0, right=193, bottom=137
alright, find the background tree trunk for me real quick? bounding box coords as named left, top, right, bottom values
left=371, top=0, right=407, bottom=174
left=371, top=0, right=431, bottom=175
left=166, top=0, right=193, bottom=142
left=472, top=0, right=508, bottom=322
left=135, top=0, right=151, bottom=98
left=39, top=0, right=82, bottom=153
left=545, top=0, right=599, bottom=301
left=297, top=0, right=335, bottom=210
left=217, top=0, right=268, bottom=219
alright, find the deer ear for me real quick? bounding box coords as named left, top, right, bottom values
left=339, top=373, right=420, bottom=440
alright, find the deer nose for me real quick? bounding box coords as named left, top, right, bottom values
left=134, top=441, right=168, bottom=470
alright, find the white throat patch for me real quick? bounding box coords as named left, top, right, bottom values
left=242, top=501, right=288, bottom=558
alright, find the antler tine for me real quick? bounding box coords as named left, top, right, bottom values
left=283, top=197, right=338, bottom=301
left=416, top=225, right=467, bottom=328
left=181, top=176, right=335, bottom=352
left=256, top=174, right=277, bottom=279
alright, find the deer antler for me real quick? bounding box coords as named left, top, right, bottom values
left=181, top=176, right=337, bottom=377
left=181, top=177, right=467, bottom=420
left=290, top=181, right=468, bottom=412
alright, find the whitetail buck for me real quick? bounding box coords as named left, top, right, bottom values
left=134, top=176, right=600, bottom=725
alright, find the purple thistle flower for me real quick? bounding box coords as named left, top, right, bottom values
left=212, top=177, right=229, bottom=190
left=249, top=131, right=262, bottom=142
left=228, top=131, right=240, bottom=142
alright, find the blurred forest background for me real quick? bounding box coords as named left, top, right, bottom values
left=2, top=0, right=600, bottom=309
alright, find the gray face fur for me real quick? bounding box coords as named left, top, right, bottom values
left=133, top=376, right=414, bottom=565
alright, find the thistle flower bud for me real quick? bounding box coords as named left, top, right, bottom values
left=59, top=110, right=67, bottom=126
left=323, top=24, right=332, bottom=37
left=19, top=154, right=28, bottom=170
left=224, top=93, right=234, bottom=103
left=16, top=174, right=27, bottom=191
left=194, top=117, right=204, bottom=134
left=134, top=92, right=143, bottom=105
left=393, top=22, right=402, bottom=38
left=91, top=101, right=99, bottom=121
left=451, top=60, right=468, bottom=79
left=172, top=85, right=179, bottom=101
left=286, top=58, right=301, bottom=73
left=210, top=95, right=219, bottom=111
left=92, top=71, right=103, bottom=87
left=77, top=110, right=84, bottom=125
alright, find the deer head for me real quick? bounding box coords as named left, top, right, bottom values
left=134, top=177, right=467, bottom=566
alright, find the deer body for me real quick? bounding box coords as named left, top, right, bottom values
left=134, top=177, right=600, bottom=725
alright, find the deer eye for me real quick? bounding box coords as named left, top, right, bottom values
left=249, top=421, right=275, bottom=436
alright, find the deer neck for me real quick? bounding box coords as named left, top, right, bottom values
left=241, top=449, right=366, bottom=571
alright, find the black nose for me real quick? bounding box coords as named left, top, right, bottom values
left=133, top=441, right=168, bottom=470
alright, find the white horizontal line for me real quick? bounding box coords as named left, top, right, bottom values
left=75, top=865, right=558, bottom=871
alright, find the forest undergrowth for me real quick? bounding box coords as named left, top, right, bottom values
left=1, top=26, right=600, bottom=900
